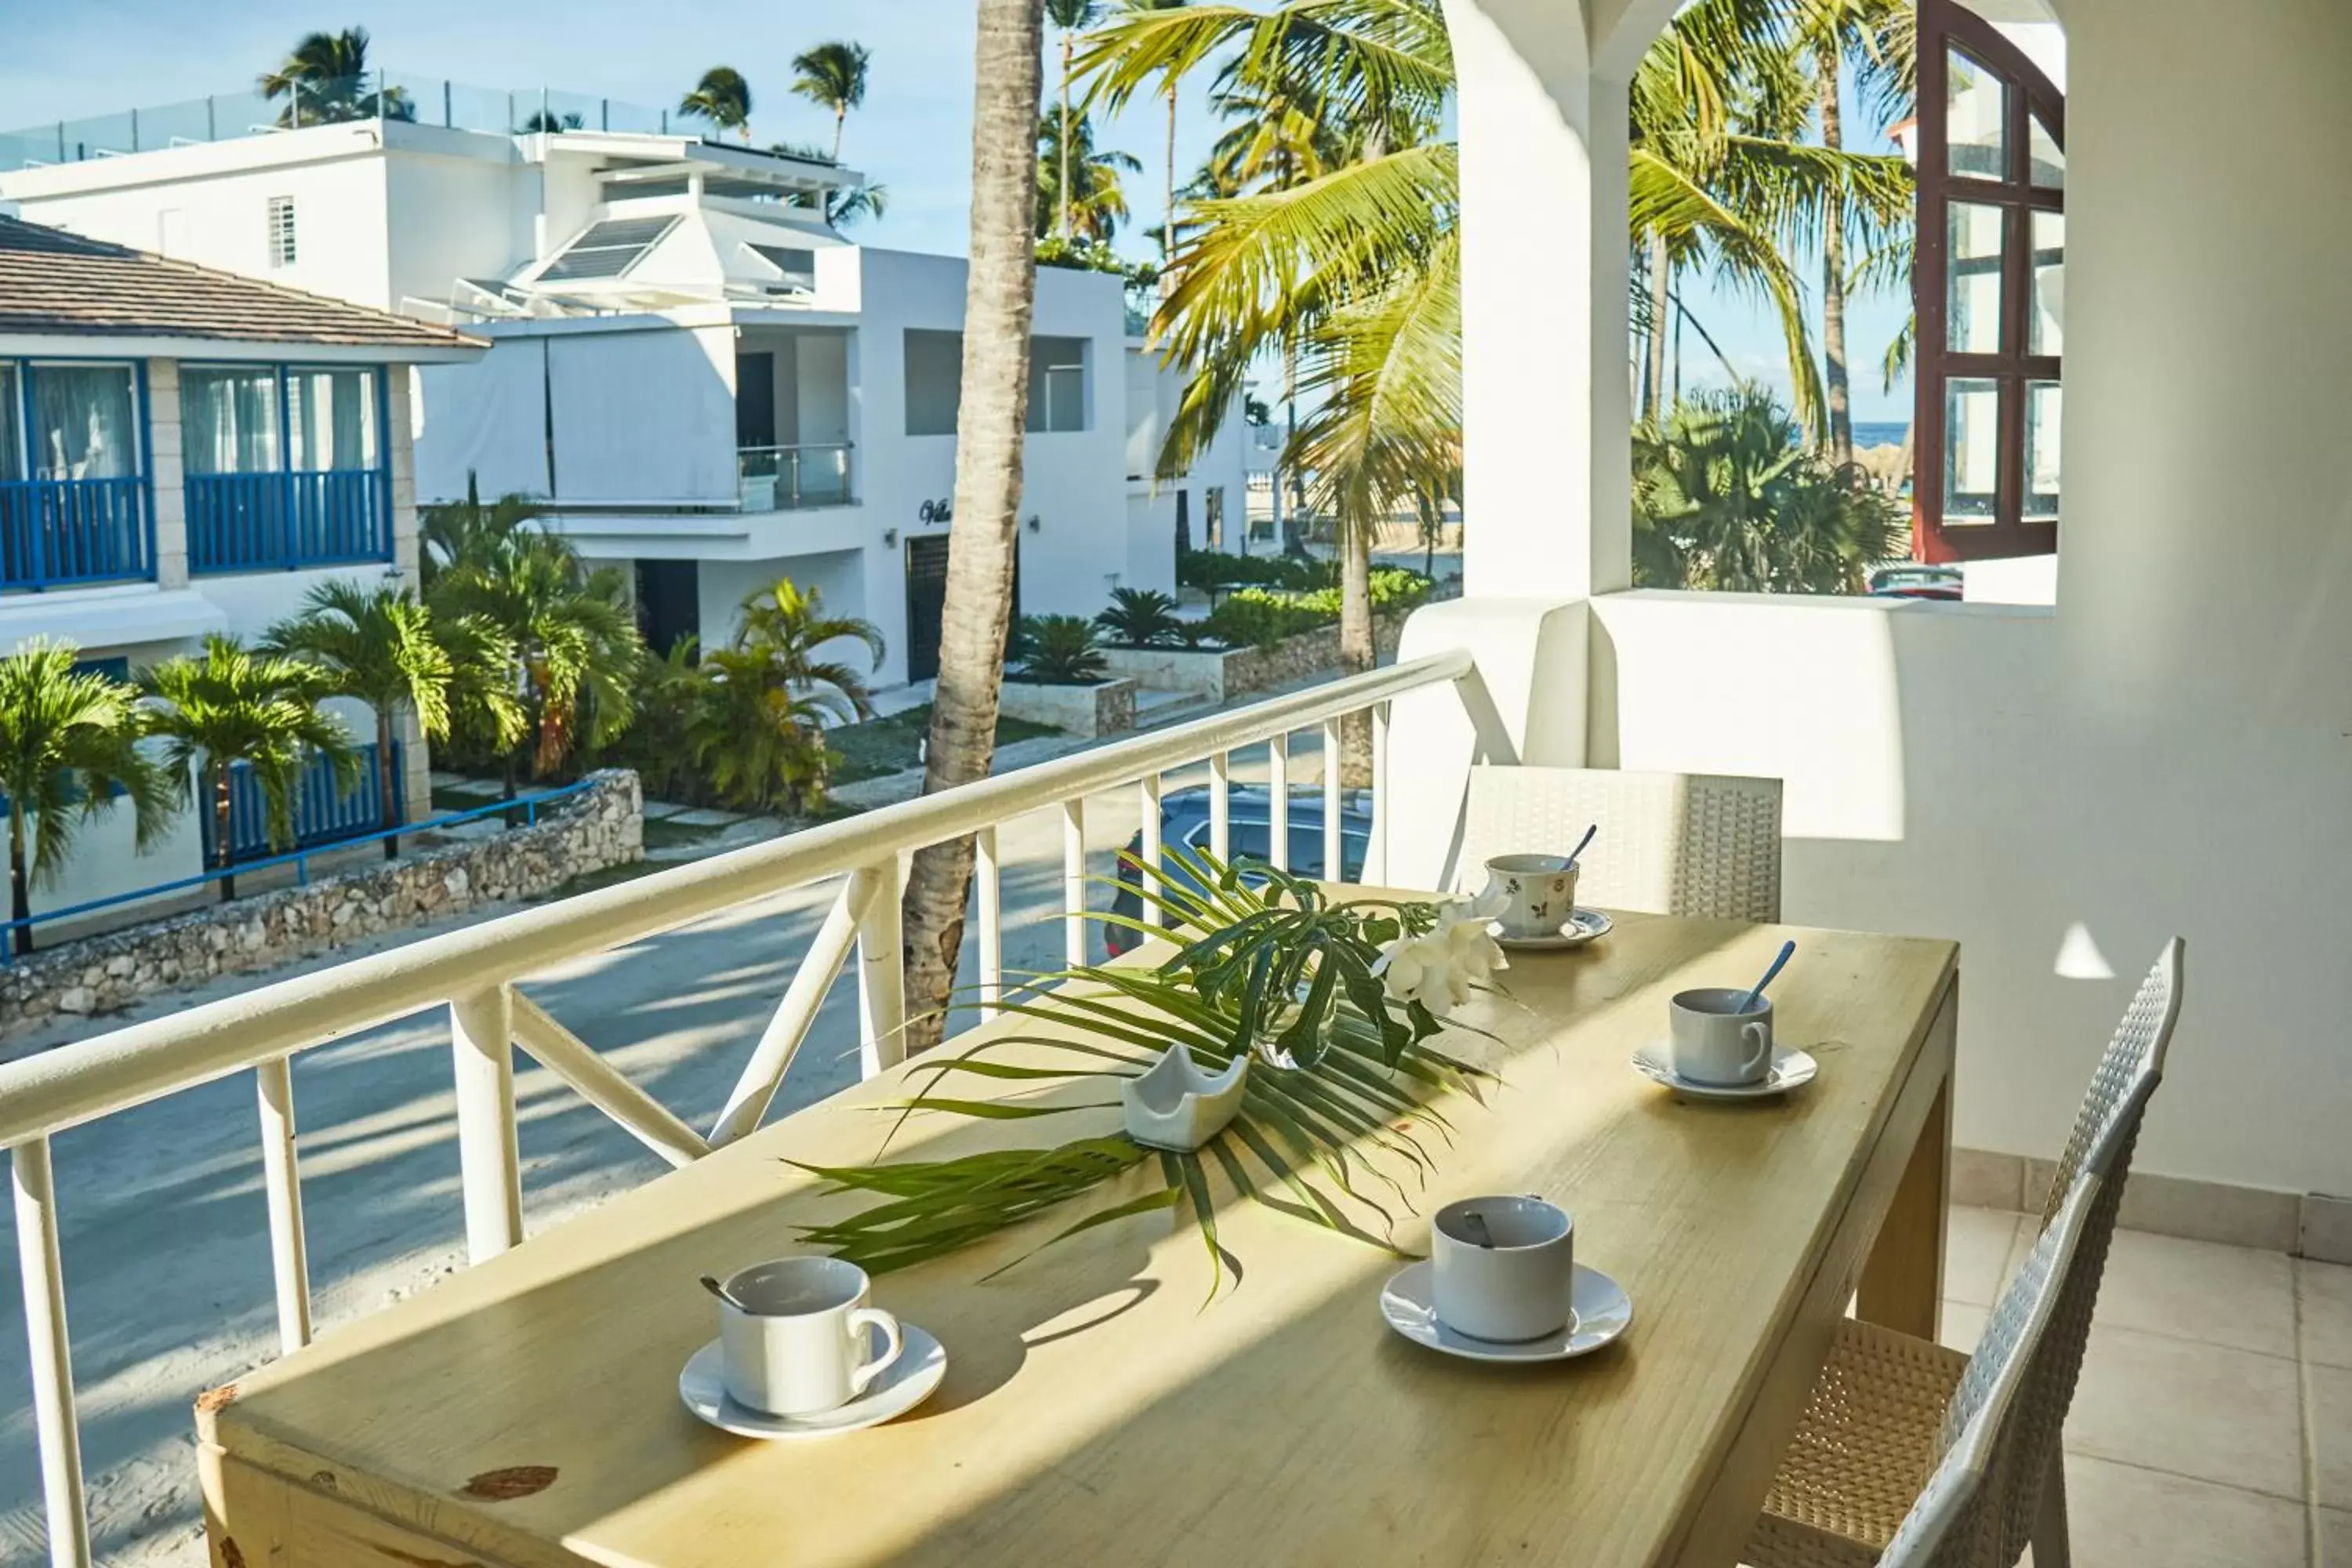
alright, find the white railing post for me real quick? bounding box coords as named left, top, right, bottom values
left=1138, top=773, right=1163, bottom=928
left=855, top=857, right=906, bottom=1074
left=976, top=824, right=1003, bottom=1016
left=13, top=1138, right=90, bottom=1568
left=449, top=985, right=523, bottom=1263
left=1062, top=797, right=1087, bottom=967
left=254, top=1058, right=313, bottom=1352
left=1323, top=717, right=1345, bottom=881
left=1267, top=732, right=1290, bottom=873
left=1370, top=701, right=1391, bottom=884
left=1209, top=750, right=1232, bottom=862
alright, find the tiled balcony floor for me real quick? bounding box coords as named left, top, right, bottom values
left=1936, top=1205, right=2346, bottom=1566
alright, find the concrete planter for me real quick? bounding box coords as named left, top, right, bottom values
left=1101, top=617, right=1410, bottom=703
left=1000, top=677, right=1138, bottom=738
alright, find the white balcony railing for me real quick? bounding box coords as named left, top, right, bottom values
left=0, top=650, right=1488, bottom=1567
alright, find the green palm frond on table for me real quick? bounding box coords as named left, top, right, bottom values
left=794, top=849, right=1495, bottom=1291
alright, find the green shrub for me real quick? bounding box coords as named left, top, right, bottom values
left=1203, top=593, right=1329, bottom=652
left=1175, top=548, right=1335, bottom=601
left=1011, top=614, right=1109, bottom=684
left=1095, top=587, right=1185, bottom=648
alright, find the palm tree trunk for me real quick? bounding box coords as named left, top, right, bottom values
left=1645, top=232, right=1671, bottom=424
left=377, top=709, right=401, bottom=860
left=213, top=765, right=238, bottom=902
left=1337, top=514, right=1377, bottom=787
left=1818, top=35, right=1853, bottom=469
left=10, top=807, right=32, bottom=958
left=1057, top=34, right=1075, bottom=240
left=1163, top=87, right=1178, bottom=262
left=902, top=0, right=1046, bottom=1055
left=833, top=104, right=847, bottom=162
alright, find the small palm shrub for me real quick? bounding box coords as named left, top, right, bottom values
left=1011, top=615, right=1109, bottom=684
left=688, top=646, right=841, bottom=814
left=1095, top=587, right=1185, bottom=648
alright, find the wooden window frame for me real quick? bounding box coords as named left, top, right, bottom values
left=1915, top=0, right=2065, bottom=563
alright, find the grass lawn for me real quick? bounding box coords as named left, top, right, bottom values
left=829, top=703, right=1058, bottom=786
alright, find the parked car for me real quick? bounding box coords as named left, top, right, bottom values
left=1104, top=783, right=1374, bottom=955
left=1867, top=564, right=1965, bottom=601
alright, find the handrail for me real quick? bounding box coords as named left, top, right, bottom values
left=0, top=651, right=1469, bottom=1149
left=0, top=775, right=597, bottom=949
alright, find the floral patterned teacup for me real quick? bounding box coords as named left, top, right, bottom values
left=1481, top=853, right=1578, bottom=941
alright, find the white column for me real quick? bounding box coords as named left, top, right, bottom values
left=145, top=358, right=188, bottom=591
left=387, top=365, right=432, bottom=821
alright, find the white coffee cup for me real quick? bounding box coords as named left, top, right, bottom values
left=717, top=1256, right=904, bottom=1417
left=1481, top=854, right=1579, bottom=941
left=1430, top=1195, right=1575, bottom=1341
left=1668, top=987, right=1775, bottom=1086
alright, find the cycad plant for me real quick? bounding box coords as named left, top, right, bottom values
left=0, top=641, right=178, bottom=955
left=732, top=577, right=885, bottom=724
left=142, top=636, right=357, bottom=901
left=1012, top=615, right=1110, bottom=684
left=262, top=581, right=522, bottom=855
left=1095, top=586, right=1186, bottom=647
left=789, top=40, right=871, bottom=161
left=681, top=66, right=754, bottom=142
left=426, top=526, right=642, bottom=795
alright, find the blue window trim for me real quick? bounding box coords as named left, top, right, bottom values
left=181, top=359, right=394, bottom=575
left=0, top=355, right=157, bottom=593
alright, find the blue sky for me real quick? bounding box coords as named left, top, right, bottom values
left=0, top=0, right=1911, bottom=422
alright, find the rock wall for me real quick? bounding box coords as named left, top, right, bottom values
left=999, top=677, right=1138, bottom=738
left=2, top=771, right=642, bottom=1036
left=1100, top=615, right=1412, bottom=705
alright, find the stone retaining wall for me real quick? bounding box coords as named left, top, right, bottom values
left=2, top=770, right=643, bottom=1036
left=998, top=677, right=1138, bottom=738
left=1101, top=615, right=1410, bottom=704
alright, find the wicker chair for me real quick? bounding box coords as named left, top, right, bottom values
left=1744, top=939, right=2186, bottom=1568
left=1454, top=764, right=1784, bottom=922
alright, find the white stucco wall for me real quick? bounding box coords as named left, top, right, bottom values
left=1410, top=0, right=2352, bottom=1201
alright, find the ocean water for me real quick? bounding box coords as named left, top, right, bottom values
left=1852, top=420, right=1910, bottom=449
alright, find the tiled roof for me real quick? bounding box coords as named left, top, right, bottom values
left=0, top=216, right=484, bottom=352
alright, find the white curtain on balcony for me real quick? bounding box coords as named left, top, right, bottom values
left=29, top=365, right=136, bottom=481
left=180, top=365, right=280, bottom=475
left=289, top=367, right=379, bottom=471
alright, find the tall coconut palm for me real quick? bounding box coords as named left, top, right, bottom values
left=681, top=66, right=755, bottom=143
left=901, top=0, right=1047, bottom=1054
left=789, top=40, right=871, bottom=162
left=142, top=636, right=357, bottom=902
left=427, top=528, right=643, bottom=796
left=732, top=577, right=885, bottom=723
left=1086, top=1, right=1189, bottom=260
left=1046, top=0, right=1102, bottom=238
left=0, top=641, right=177, bottom=955
left=258, top=27, right=408, bottom=126
left=1035, top=107, right=1141, bottom=241
left=260, top=582, right=519, bottom=858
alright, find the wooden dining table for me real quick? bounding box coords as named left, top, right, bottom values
left=197, top=906, right=1958, bottom=1568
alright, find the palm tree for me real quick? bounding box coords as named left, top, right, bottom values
left=428, top=528, right=643, bottom=796
left=789, top=41, right=871, bottom=162
left=687, top=648, right=841, bottom=815
left=681, top=66, right=754, bottom=143
left=733, top=578, right=885, bottom=723
left=1083, top=1, right=1189, bottom=260
left=142, top=637, right=358, bottom=902
left=0, top=641, right=177, bottom=956
left=1046, top=0, right=1102, bottom=238
left=261, top=582, right=518, bottom=858
left=258, top=27, right=408, bottom=127
left=902, top=0, right=1047, bottom=1053
left=419, top=476, right=541, bottom=595
left=1035, top=106, right=1141, bottom=241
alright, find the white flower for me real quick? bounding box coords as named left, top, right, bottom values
left=1371, top=896, right=1507, bottom=1015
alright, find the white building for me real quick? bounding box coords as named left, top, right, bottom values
left=0, top=114, right=1248, bottom=684
left=0, top=214, right=483, bottom=916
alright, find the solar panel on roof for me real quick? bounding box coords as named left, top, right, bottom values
left=538, top=215, right=679, bottom=281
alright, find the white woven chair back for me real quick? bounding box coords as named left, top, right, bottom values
left=2038, top=938, right=2184, bottom=1230
left=1878, top=1163, right=2112, bottom=1567
left=1456, top=765, right=1784, bottom=923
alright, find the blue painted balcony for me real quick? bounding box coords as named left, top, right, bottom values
left=0, top=476, right=151, bottom=590
left=198, top=740, right=402, bottom=865
left=187, top=468, right=393, bottom=575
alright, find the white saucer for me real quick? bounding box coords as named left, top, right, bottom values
left=1492, top=908, right=1613, bottom=951
left=1632, top=1043, right=1818, bottom=1102
left=1379, top=1260, right=1633, bottom=1363
left=678, top=1323, right=946, bottom=1439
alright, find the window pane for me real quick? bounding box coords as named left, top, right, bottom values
left=2030, top=209, right=2065, bottom=356
left=1947, top=203, right=2006, bottom=354
left=181, top=365, right=281, bottom=474
left=1944, top=378, right=2001, bottom=521
left=2025, top=381, right=2061, bottom=519
left=1947, top=49, right=2009, bottom=180
left=288, top=367, right=379, bottom=470
left=0, top=365, right=19, bottom=483
left=2027, top=111, right=2064, bottom=190
left=903, top=328, right=961, bottom=436
left=28, top=365, right=137, bottom=480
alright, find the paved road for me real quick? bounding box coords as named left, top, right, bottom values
left=0, top=742, right=1319, bottom=1564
